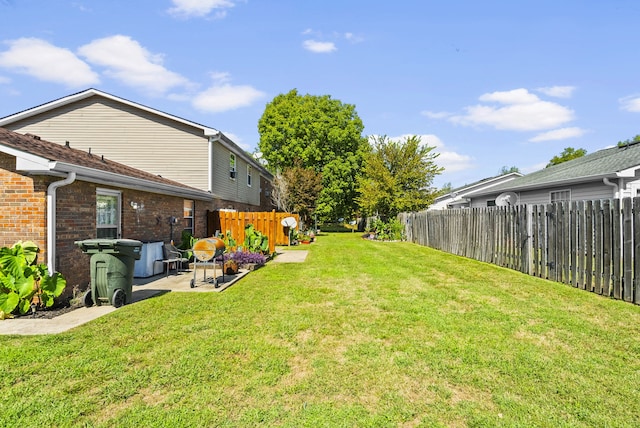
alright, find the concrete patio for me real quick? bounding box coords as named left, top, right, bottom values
left=1, top=249, right=308, bottom=336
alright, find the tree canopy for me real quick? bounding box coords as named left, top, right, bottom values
left=357, top=135, right=443, bottom=220
left=271, top=162, right=322, bottom=228
left=499, top=165, right=520, bottom=174
left=258, top=89, right=368, bottom=221
left=546, top=147, right=587, bottom=167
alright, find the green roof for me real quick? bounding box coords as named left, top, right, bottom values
left=469, top=142, right=640, bottom=196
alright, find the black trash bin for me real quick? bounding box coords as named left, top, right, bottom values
left=75, top=239, right=143, bottom=307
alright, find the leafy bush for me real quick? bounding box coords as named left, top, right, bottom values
left=0, top=241, right=66, bottom=318
left=244, top=224, right=269, bottom=254
left=367, top=218, right=405, bottom=241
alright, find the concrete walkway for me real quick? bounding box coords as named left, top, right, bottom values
left=2, top=248, right=309, bottom=336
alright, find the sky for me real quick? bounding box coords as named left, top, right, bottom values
left=1, top=0, right=640, bottom=189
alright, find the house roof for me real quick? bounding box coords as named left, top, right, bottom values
left=0, top=128, right=215, bottom=200
left=0, top=88, right=273, bottom=179
left=468, top=142, right=640, bottom=197
left=434, top=172, right=522, bottom=203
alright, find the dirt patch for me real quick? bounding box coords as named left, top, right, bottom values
left=11, top=297, right=82, bottom=319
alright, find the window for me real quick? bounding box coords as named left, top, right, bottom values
left=229, top=153, right=236, bottom=179
left=96, top=189, right=121, bottom=238
left=550, top=189, right=571, bottom=203
left=487, top=200, right=496, bottom=207
left=183, top=200, right=194, bottom=235
left=247, top=165, right=252, bottom=187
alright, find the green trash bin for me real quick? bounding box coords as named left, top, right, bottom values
left=75, top=239, right=143, bottom=308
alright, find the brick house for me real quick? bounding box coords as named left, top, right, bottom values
left=0, top=128, right=219, bottom=290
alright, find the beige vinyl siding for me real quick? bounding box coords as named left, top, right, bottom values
left=211, top=143, right=260, bottom=205
left=4, top=96, right=210, bottom=191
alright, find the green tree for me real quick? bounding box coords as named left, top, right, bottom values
left=617, top=134, right=640, bottom=147
left=257, top=89, right=367, bottom=221
left=499, top=165, right=520, bottom=174
left=357, top=135, right=444, bottom=220
left=277, top=162, right=323, bottom=228
left=546, top=147, right=587, bottom=167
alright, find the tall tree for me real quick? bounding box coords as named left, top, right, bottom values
left=274, top=162, right=323, bottom=228
left=257, top=89, right=367, bottom=221
left=546, top=147, right=587, bottom=167
left=357, top=135, right=443, bottom=219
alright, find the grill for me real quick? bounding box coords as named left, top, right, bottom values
left=190, top=237, right=226, bottom=288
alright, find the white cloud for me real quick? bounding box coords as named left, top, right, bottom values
left=220, top=130, right=251, bottom=151
left=0, top=75, right=10, bottom=84
left=303, top=40, right=337, bottom=53
left=479, top=88, right=539, bottom=104
left=450, top=88, right=575, bottom=131
left=529, top=127, right=586, bottom=142
left=421, top=110, right=452, bottom=119
left=167, top=0, right=235, bottom=19
left=385, top=134, right=474, bottom=173
left=620, top=96, right=640, bottom=112
left=192, top=73, right=265, bottom=113
left=78, top=35, right=189, bottom=95
left=537, top=85, right=576, bottom=98
left=0, top=38, right=99, bottom=88
left=344, top=32, right=365, bottom=43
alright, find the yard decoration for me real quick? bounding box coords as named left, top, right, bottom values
left=0, top=241, right=66, bottom=317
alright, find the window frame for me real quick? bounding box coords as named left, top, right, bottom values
left=229, top=153, right=236, bottom=180
left=96, top=188, right=121, bottom=239
left=183, top=199, right=195, bottom=235
left=549, top=189, right=571, bottom=203
left=247, top=165, right=252, bottom=187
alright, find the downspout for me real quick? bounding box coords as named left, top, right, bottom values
left=603, top=177, right=619, bottom=199
left=47, top=172, right=76, bottom=275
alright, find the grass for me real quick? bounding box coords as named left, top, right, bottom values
left=2, top=233, right=640, bottom=427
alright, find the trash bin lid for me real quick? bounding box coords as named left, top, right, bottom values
left=75, top=238, right=143, bottom=252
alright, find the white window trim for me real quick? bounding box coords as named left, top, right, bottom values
left=549, top=189, right=571, bottom=203
left=183, top=199, right=194, bottom=235
left=230, top=153, right=236, bottom=180
left=247, top=165, right=252, bottom=187
left=96, top=188, right=121, bottom=238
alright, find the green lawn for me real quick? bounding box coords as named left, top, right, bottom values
left=3, top=233, right=640, bottom=427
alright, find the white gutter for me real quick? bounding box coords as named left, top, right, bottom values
left=47, top=172, right=76, bottom=275
left=603, top=177, right=619, bottom=199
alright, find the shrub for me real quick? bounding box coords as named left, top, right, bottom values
left=0, top=241, right=66, bottom=318
left=367, top=218, right=405, bottom=241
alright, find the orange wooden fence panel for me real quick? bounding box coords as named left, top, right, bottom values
left=207, top=210, right=299, bottom=254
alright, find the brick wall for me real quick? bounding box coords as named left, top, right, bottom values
left=0, top=151, right=267, bottom=294
left=0, top=152, right=48, bottom=255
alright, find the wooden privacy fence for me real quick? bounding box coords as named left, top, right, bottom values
left=399, top=197, right=640, bottom=305
left=207, top=210, right=299, bottom=254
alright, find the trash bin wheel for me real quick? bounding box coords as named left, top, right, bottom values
left=83, top=290, right=94, bottom=308
left=190, top=278, right=195, bottom=288
left=112, top=289, right=126, bottom=308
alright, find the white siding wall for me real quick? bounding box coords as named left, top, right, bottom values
left=5, top=96, right=210, bottom=191
left=211, top=141, right=260, bottom=206
left=470, top=181, right=619, bottom=208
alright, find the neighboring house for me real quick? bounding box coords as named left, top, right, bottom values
left=0, top=88, right=273, bottom=212
left=465, top=142, right=640, bottom=207
left=0, top=128, right=218, bottom=289
left=430, top=172, right=522, bottom=210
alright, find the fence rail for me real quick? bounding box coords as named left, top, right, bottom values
left=207, top=210, right=299, bottom=254
left=399, top=197, right=640, bottom=305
